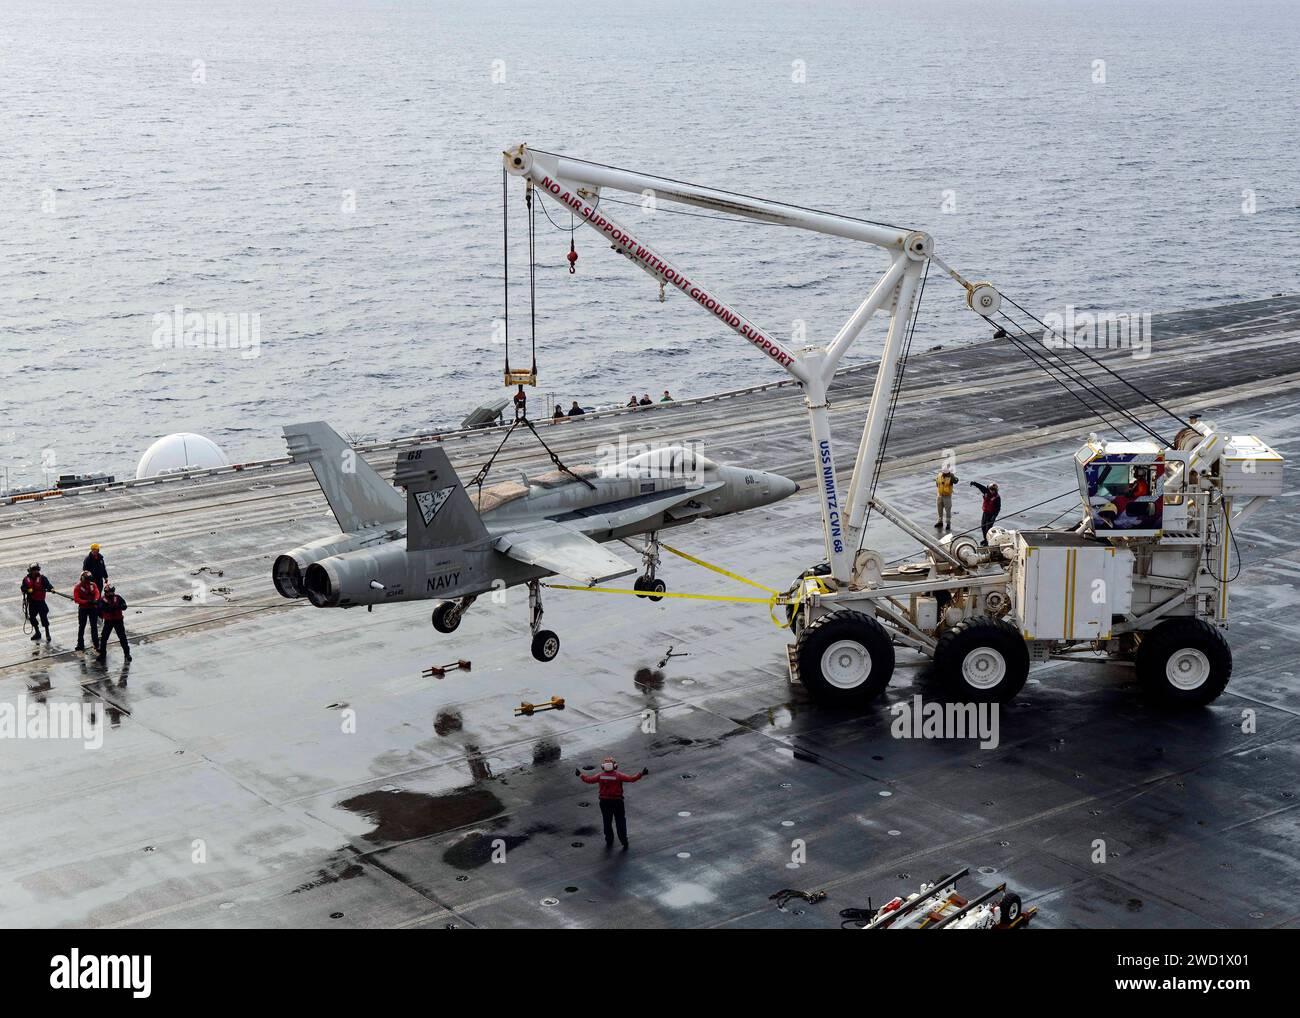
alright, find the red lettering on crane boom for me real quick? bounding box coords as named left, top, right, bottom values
left=536, top=175, right=793, bottom=368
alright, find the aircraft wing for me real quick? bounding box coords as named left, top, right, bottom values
left=494, top=521, right=637, bottom=587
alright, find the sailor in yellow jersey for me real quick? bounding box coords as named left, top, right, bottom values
left=935, top=468, right=959, bottom=530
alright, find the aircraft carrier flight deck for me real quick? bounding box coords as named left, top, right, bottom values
left=3, top=295, right=1300, bottom=929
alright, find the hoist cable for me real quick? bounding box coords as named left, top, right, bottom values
left=990, top=306, right=1164, bottom=443
left=527, top=184, right=537, bottom=374
left=465, top=417, right=597, bottom=509
left=993, top=308, right=1172, bottom=445
left=980, top=312, right=1133, bottom=441
left=467, top=418, right=523, bottom=507
left=502, top=165, right=510, bottom=377
left=519, top=417, right=596, bottom=489
left=860, top=260, right=929, bottom=545
left=995, top=289, right=1192, bottom=431
left=993, top=305, right=1163, bottom=440
left=532, top=187, right=600, bottom=233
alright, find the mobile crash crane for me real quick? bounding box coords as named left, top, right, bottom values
left=502, top=144, right=1284, bottom=708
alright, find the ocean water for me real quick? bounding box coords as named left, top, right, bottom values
left=1, top=0, right=1297, bottom=487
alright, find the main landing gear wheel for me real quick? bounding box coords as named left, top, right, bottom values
left=634, top=533, right=665, bottom=601
left=1135, top=617, right=1231, bottom=707
left=933, top=616, right=1029, bottom=703
left=793, top=610, right=894, bottom=705
left=531, top=629, right=560, bottom=662
left=999, top=892, right=1022, bottom=924
left=431, top=600, right=462, bottom=633
left=634, top=576, right=667, bottom=602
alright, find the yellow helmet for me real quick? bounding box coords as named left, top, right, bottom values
left=90, top=543, right=100, bottom=551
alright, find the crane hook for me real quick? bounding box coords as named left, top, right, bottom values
left=567, top=237, right=578, bottom=274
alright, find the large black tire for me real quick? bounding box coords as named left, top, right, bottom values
left=999, top=892, right=1022, bottom=925
left=531, top=629, right=560, bottom=662
left=932, top=616, right=1029, bottom=703
left=1134, top=617, right=1231, bottom=707
left=793, top=610, right=894, bottom=705
left=431, top=601, right=462, bottom=633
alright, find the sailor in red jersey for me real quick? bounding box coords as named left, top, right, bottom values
left=71, top=571, right=101, bottom=652
left=575, top=756, right=649, bottom=849
left=20, top=563, right=54, bottom=643
left=97, top=584, right=132, bottom=662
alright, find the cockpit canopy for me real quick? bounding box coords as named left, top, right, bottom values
left=615, top=446, right=717, bottom=478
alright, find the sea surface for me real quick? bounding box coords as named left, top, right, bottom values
left=1, top=0, right=1297, bottom=487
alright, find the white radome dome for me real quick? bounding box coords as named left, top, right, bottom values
left=136, top=433, right=230, bottom=479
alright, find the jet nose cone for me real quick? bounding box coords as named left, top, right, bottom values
left=756, top=471, right=798, bottom=506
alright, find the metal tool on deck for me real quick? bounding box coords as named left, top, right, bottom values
left=423, top=659, right=471, bottom=680
left=515, top=696, right=564, bottom=716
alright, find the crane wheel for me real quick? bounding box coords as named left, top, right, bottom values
left=793, top=610, right=894, bottom=705
left=531, top=629, right=560, bottom=662
left=1134, top=617, right=1231, bottom=707
left=431, top=601, right=462, bottom=633
left=933, top=617, right=1029, bottom=703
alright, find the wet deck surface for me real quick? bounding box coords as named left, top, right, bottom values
left=2, top=296, right=1299, bottom=928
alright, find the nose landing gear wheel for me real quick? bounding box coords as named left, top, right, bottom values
left=431, top=601, right=462, bottom=633
left=531, top=629, right=560, bottom=662
left=792, top=610, right=894, bottom=705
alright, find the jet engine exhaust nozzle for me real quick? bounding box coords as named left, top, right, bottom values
left=273, top=554, right=305, bottom=598
left=303, top=562, right=341, bottom=608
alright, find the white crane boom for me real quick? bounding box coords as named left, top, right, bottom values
left=503, top=144, right=996, bottom=582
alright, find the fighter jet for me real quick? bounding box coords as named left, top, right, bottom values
left=272, top=422, right=797, bottom=661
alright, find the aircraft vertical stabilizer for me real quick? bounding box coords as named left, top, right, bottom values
left=283, top=422, right=405, bottom=532
left=393, top=446, right=489, bottom=550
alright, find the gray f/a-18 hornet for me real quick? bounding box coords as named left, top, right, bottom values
left=273, top=422, right=797, bottom=661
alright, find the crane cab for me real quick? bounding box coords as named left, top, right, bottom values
left=1073, top=439, right=1167, bottom=537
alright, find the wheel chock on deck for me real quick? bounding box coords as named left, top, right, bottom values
left=515, top=696, right=565, bottom=716
left=423, top=659, right=471, bottom=679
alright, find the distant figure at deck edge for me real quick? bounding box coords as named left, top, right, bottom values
left=660, top=389, right=673, bottom=402
left=553, top=403, right=565, bottom=422
left=576, top=756, right=649, bottom=849
left=638, top=393, right=652, bottom=406
left=567, top=400, right=585, bottom=418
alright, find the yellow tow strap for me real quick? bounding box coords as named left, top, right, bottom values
left=658, top=541, right=781, bottom=594
left=542, top=541, right=800, bottom=627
